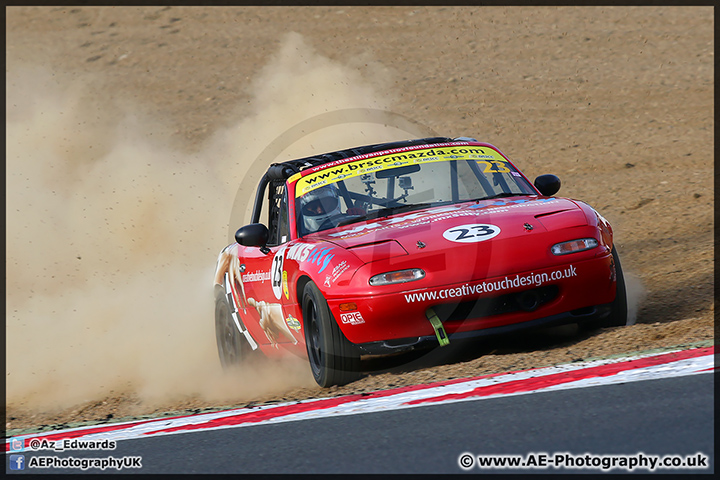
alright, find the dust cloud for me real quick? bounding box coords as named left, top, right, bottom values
left=6, top=32, right=407, bottom=413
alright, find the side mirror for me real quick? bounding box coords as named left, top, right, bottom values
left=534, top=174, right=561, bottom=196
left=235, top=223, right=270, bottom=254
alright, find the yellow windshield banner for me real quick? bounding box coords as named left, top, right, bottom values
left=294, top=146, right=507, bottom=197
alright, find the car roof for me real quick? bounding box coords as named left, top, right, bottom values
left=265, top=136, right=465, bottom=181
left=251, top=136, right=480, bottom=225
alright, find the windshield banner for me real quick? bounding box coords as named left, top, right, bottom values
left=292, top=146, right=508, bottom=197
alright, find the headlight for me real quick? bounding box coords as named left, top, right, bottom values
left=369, top=268, right=425, bottom=286
left=551, top=238, right=598, bottom=255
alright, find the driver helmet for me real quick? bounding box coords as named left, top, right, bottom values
left=300, top=184, right=342, bottom=233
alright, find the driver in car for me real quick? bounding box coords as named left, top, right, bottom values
left=300, top=183, right=367, bottom=234
left=300, top=184, right=343, bottom=233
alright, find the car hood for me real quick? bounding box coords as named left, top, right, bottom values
left=315, top=196, right=591, bottom=278
left=322, top=196, right=585, bottom=247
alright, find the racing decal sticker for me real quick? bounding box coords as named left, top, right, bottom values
left=467, top=196, right=557, bottom=210
left=443, top=224, right=501, bottom=243
left=271, top=246, right=287, bottom=300
left=222, top=272, right=258, bottom=350
left=298, top=141, right=475, bottom=174
left=287, top=172, right=302, bottom=184
left=330, top=199, right=558, bottom=241
left=286, top=243, right=335, bottom=273
left=295, top=146, right=508, bottom=197
left=285, top=314, right=301, bottom=332
left=324, top=260, right=351, bottom=287
left=404, top=265, right=578, bottom=303
left=213, top=244, right=248, bottom=313
left=286, top=243, right=315, bottom=262
left=340, top=311, right=365, bottom=325
left=247, top=298, right=298, bottom=346
left=282, top=271, right=289, bottom=299
left=476, top=160, right=511, bottom=173
left=308, top=248, right=335, bottom=274
left=242, top=271, right=271, bottom=283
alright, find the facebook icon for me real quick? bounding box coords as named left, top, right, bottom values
left=9, top=454, right=25, bottom=470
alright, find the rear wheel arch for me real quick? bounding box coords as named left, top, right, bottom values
left=214, top=284, right=252, bottom=368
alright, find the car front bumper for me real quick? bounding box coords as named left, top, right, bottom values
left=354, top=302, right=612, bottom=356
left=327, top=252, right=617, bottom=345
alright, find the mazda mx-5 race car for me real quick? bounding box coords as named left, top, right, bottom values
left=213, top=136, right=627, bottom=387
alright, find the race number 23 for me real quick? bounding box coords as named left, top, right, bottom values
left=271, top=247, right=286, bottom=299
left=477, top=160, right=511, bottom=173
left=443, top=224, right=501, bottom=243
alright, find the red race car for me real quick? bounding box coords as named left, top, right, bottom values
left=213, top=137, right=627, bottom=387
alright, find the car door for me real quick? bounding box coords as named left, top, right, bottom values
left=240, top=182, right=300, bottom=347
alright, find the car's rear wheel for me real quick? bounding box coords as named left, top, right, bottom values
left=215, top=285, right=252, bottom=369
left=582, top=245, right=628, bottom=330
left=302, top=281, right=361, bottom=387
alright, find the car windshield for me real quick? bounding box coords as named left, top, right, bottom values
left=294, top=145, right=536, bottom=235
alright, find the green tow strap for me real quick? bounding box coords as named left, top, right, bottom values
left=426, top=308, right=449, bottom=347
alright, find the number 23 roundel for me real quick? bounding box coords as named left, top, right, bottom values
left=271, top=246, right=286, bottom=299
left=443, top=224, right=501, bottom=243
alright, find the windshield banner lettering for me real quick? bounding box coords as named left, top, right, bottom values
left=294, top=146, right=507, bottom=197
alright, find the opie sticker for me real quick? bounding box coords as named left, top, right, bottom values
left=443, top=224, right=501, bottom=243
left=340, top=312, right=365, bottom=325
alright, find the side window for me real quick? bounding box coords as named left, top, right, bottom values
left=276, top=190, right=290, bottom=245
left=267, top=181, right=289, bottom=246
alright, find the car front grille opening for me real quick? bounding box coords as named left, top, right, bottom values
left=433, top=285, right=559, bottom=323
left=570, top=306, right=595, bottom=316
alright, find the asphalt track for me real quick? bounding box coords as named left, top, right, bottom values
left=6, top=371, right=714, bottom=474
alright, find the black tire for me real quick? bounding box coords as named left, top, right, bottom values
left=302, top=281, right=361, bottom=387
left=214, top=285, right=251, bottom=369
left=605, top=245, right=628, bottom=327
left=581, top=245, right=628, bottom=330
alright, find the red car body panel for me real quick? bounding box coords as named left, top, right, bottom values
left=217, top=141, right=619, bottom=359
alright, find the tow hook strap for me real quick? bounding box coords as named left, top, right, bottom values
left=426, top=308, right=449, bottom=347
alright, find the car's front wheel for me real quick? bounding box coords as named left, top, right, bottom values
left=604, top=245, right=629, bottom=326
left=582, top=245, right=628, bottom=330
left=302, top=281, right=361, bottom=387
